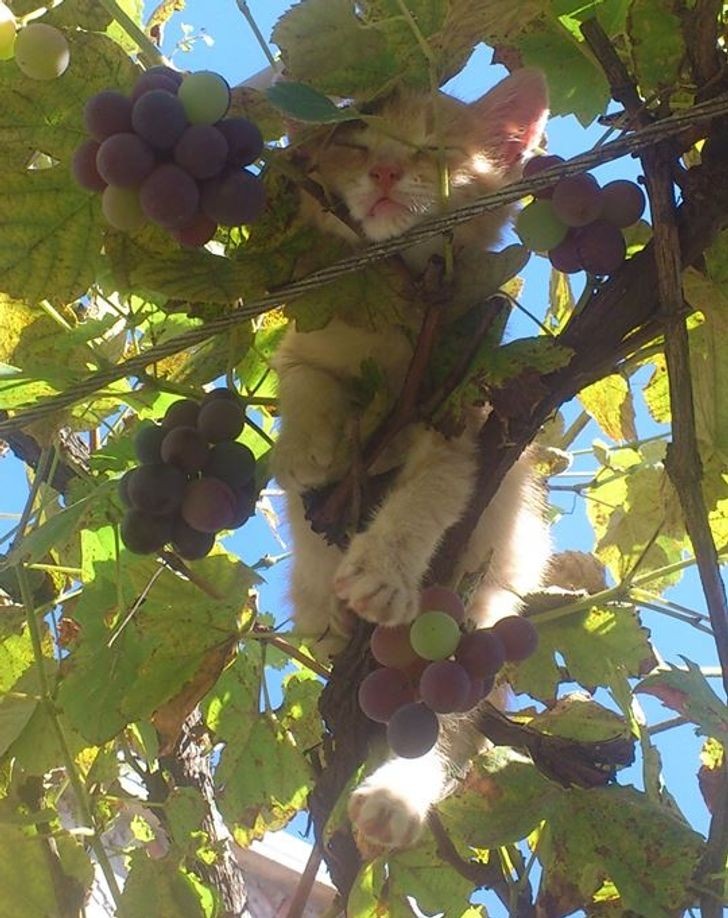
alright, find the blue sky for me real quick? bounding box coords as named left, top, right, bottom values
left=0, top=3, right=721, bottom=915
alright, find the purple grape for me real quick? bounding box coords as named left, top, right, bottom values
left=172, top=213, right=218, bottom=247
left=419, top=661, right=471, bottom=714
left=127, top=464, right=186, bottom=516
left=131, top=90, right=188, bottom=151
left=160, top=426, right=210, bottom=473
left=455, top=674, right=494, bottom=712
left=200, top=169, right=266, bottom=226
left=197, top=398, right=246, bottom=442
left=371, top=624, right=420, bottom=669
left=96, top=133, right=155, bottom=188
left=419, top=585, right=465, bottom=623
left=600, top=180, right=646, bottom=228
left=171, top=516, right=215, bottom=560
left=552, top=174, right=604, bottom=227
left=204, top=441, right=256, bottom=490
left=387, top=702, right=439, bottom=758
left=575, top=220, right=626, bottom=275
left=548, top=232, right=583, bottom=274
left=358, top=667, right=415, bottom=724
left=143, top=65, right=184, bottom=86
left=228, top=484, right=257, bottom=529
left=174, top=123, right=229, bottom=179
left=455, top=629, right=506, bottom=679
left=217, top=117, right=264, bottom=167
left=522, top=154, right=565, bottom=198
left=72, top=140, right=106, bottom=192
left=134, top=422, right=166, bottom=464
left=83, top=90, right=133, bottom=141
left=139, top=164, right=200, bottom=229
left=162, top=398, right=200, bottom=430
left=121, top=509, right=172, bottom=555
left=118, top=469, right=134, bottom=508
left=492, top=616, right=539, bottom=662
left=132, top=68, right=182, bottom=101
left=182, top=478, right=236, bottom=533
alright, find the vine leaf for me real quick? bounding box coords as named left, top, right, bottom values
left=120, top=850, right=213, bottom=917
left=636, top=659, right=728, bottom=744
left=539, top=785, right=704, bottom=915
left=578, top=373, right=637, bottom=442
left=512, top=602, right=656, bottom=703
left=266, top=82, right=357, bottom=123
left=627, top=0, right=686, bottom=93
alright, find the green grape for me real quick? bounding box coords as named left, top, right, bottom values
left=0, top=2, right=17, bottom=61
left=515, top=199, right=568, bottom=252
left=14, top=23, right=69, bottom=81
left=409, top=611, right=461, bottom=661
left=102, top=186, right=146, bottom=233
left=178, top=71, right=231, bottom=124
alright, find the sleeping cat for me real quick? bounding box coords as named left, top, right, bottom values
left=271, top=68, right=552, bottom=851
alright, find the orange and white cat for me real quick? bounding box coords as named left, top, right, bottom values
left=272, top=69, right=551, bottom=850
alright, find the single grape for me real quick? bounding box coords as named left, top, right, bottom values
left=131, top=70, right=180, bottom=102
left=142, top=65, right=184, bottom=86
left=160, top=426, right=210, bottom=473
left=419, top=585, right=465, bottom=623
left=371, top=624, right=420, bottom=669
left=162, top=398, right=200, bottom=430
left=181, top=478, right=236, bottom=533
left=548, top=232, right=583, bottom=274
left=387, top=702, right=439, bottom=758
left=217, top=117, right=264, bottom=167
left=419, top=660, right=471, bottom=714
left=358, top=667, right=415, bottom=723
left=102, top=186, right=146, bottom=232
left=522, top=154, right=565, bottom=198
left=139, top=163, right=200, bottom=229
left=201, top=387, right=240, bottom=406
left=173, top=213, right=218, bottom=248
left=72, top=140, right=106, bottom=192
left=127, top=464, right=186, bottom=516
left=171, top=516, right=215, bottom=560
left=600, top=180, right=646, bottom=228
left=131, top=90, right=188, bottom=151
left=575, top=220, right=626, bottom=275
left=121, top=509, right=172, bottom=555
left=197, top=398, right=246, bottom=442
left=515, top=199, right=568, bottom=252
left=96, top=133, right=155, bottom=188
left=178, top=71, right=231, bottom=124
left=551, top=174, right=604, bottom=227
left=117, top=469, right=135, bottom=508
left=455, top=675, right=494, bottom=712
left=492, top=616, right=539, bottom=662
left=174, top=124, right=229, bottom=179
left=134, top=422, right=166, bottom=464
left=409, top=611, right=461, bottom=662
left=200, top=169, right=266, bottom=226
left=83, top=91, right=133, bottom=141
left=0, top=3, right=17, bottom=62
left=14, top=23, right=69, bottom=81
left=204, top=441, right=256, bottom=490
left=455, top=629, right=506, bottom=679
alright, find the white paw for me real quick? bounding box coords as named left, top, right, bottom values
left=333, top=532, right=420, bottom=625
left=272, top=427, right=344, bottom=491
left=348, top=783, right=426, bottom=853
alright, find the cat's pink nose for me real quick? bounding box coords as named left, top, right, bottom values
left=369, top=163, right=403, bottom=191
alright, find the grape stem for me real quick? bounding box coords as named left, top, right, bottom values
left=97, top=0, right=165, bottom=66
left=234, top=1, right=279, bottom=70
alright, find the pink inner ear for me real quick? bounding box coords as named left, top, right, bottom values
left=475, top=68, right=549, bottom=167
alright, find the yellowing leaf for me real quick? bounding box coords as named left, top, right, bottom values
left=579, top=374, right=637, bottom=442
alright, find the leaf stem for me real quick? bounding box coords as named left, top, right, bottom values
left=16, top=565, right=123, bottom=908
left=235, top=1, right=279, bottom=69
left=97, top=0, right=164, bottom=65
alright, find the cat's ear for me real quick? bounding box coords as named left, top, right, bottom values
left=471, top=68, right=549, bottom=168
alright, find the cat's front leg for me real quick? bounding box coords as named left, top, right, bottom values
left=334, top=428, right=476, bottom=625
left=271, top=362, right=352, bottom=492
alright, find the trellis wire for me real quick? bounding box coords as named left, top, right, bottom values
left=1, top=92, right=727, bottom=437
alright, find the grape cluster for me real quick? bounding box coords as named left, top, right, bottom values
left=72, top=67, right=265, bottom=246
left=0, top=5, right=69, bottom=81
left=516, top=155, right=646, bottom=276
left=357, top=586, right=539, bottom=759
left=118, top=389, right=257, bottom=558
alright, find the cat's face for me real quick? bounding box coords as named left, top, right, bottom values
left=303, top=69, right=549, bottom=244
